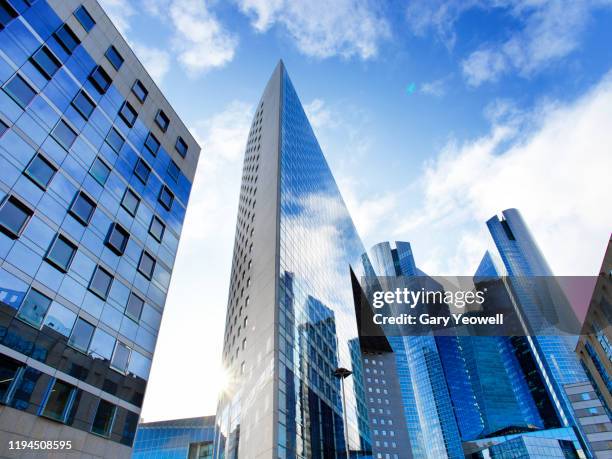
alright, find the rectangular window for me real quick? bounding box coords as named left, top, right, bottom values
left=89, top=157, right=111, bottom=185
left=74, top=5, right=95, bottom=32
left=111, top=341, right=131, bottom=373
left=52, top=119, right=77, bottom=150
left=144, top=132, right=160, bottom=155
left=0, top=0, right=18, bottom=30
left=72, top=90, right=95, bottom=120
left=68, top=317, right=95, bottom=352
left=132, top=79, right=148, bottom=102
left=69, top=191, right=95, bottom=225
left=148, top=216, right=165, bottom=242
left=88, top=265, right=113, bottom=300
left=118, top=101, right=137, bottom=127
left=125, top=292, right=144, bottom=321
left=175, top=136, right=188, bottom=158
left=4, top=74, right=36, bottom=109
left=46, top=233, right=77, bottom=272
left=0, top=195, right=33, bottom=238
left=0, top=118, right=8, bottom=136
left=158, top=185, right=174, bottom=210
left=91, top=400, right=116, bottom=437
left=0, top=355, right=21, bottom=401
left=53, top=23, right=80, bottom=54
left=134, top=158, right=151, bottom=184
left=155, top=110, right=169, bottom=132
left=42, top=379, right=76, bottom=422
left=30, top=46, right=61, bottom=80
left=89, top=66, right=111, bottom=94
left=137, top=251, right=155, bottom=280
left=18, top=288, right=52, bottom=328
left=105, top=126, right=124, bottom=153
left=105, top=45, right=124, bottom=70
left=121, top=188, right=140, bottom=216
left=88, top=328, right=115, bottom=360
left=167, top=160, right=180, bottom=182
left=24, top=153, right=57, bottom=189
left=105, top=222, right=129, bottom=255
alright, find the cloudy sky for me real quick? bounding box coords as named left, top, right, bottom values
left=98, top=0, right=612, bottom=422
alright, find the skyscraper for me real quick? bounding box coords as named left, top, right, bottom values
left=214, top=61, right=373, bottom=458
left=0, top=1, right=200, bottom=456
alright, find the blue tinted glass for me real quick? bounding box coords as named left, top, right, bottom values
left=25, top=154, right=56, bottom=189
left=90, top=157, right=110, bottom=185
left=125, top=292, right=144, bottom=321
left=69, top=191, right=95, bottom=225
left=119, top=101, right=137, bottom=126
left=18, top=288, right=52, bottom=327
left=149, top=216, right=164, bottom=242
left=111, top=341, right=130, bottom=373
left=105, top=127, right=124, bottom=153
left=89, top=327, right=115, bottom=360
left=0, top=119, right=8, bottom=136
left=46, top=234, right=76, bottom=272
left=167, top=160, right=179, bottom=182
left=175, top=136, right=188, bottom=157
left=72, top=90, right=95, bottom=120
left=89, top=66, right=111, bottom=94
left=158, top=186, right=173, bottom=210
left=0, top=2, right=18, bottom=29
left=121, top=188, right=139, bottom=215
left=53, top=24, right=80, bottom=54
left=155, top=110, right=169, bottom=131
left=105, top=46, right=124, bottom=70
left=52, top=119, right=77, bottom=149
left=43, top=302, right=77, bottom=337
left=31, top=46, right=61, bottom=80
left=106, top=223, right=129, bottom=255
left=138, top=252, right=155, bottom=279
left=132, top=80, right=148, bottom=102
left=74, top=5, right=95, bottom=32
left=144, top=132, right=159, bottom=155
left=127, top=350, right=151, bottom=379
left=92, top=400, right=116, bottom=437
left=68, top=318, right=95, bottom=351
left=89, top=266, right=113, bottom=299
left=0, top=196, right=33, bottom=238
left=4, top=74, right=36, bottom=109
left=134, top=159, right=150, bottom=184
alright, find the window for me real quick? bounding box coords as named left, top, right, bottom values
left=105, top=45, right=124, bottom=70
left=53, top=119, right=77, bottom=150
left=118, top=101, right=137, bottom=127
left=89, top=156, right=110, bottom=185
left=89, top=265, right=113, bottom=300
left=4, top=74, right=36, bottom=108
left=125, top=292, right=144, bottom=321
left=30, top=46, right=61, bottom=80
left=175, top=136, right=188, bottom=157
left=121, top=188, right=140, bottom=216
left=137, top=251, right=155, bottom=280
left=89, top=66, right=111, bottom=94
left=68, top=317, right=95, bottom=352
left=0, top=195, right=33, bottom=238
left=155, top=110, right=169, bottom=131
left=105, top=127, right=124, bottom=153
left=46, top=233, right=77, bottom=272
left=88, top=328, right=115, bottom=360
left=53, top=23, right=80, bottom=54
left=42, top=379, right=76, bottom=422
left=24, top=153, right=57, bottom=189
left=144, top=132, right=160, bottom=155
left=91, top=400, right=116, bottom=437
left=18, top=288, right=52, bottom=328
left=111, top=341, right=131, bottom=373
left=43, top=302, right=76, bottom=337
left=0, top=355, right=20, bottom=401
left=74, top=5, right=95, bottom=32
left=0, top=0, right=18, bottom=30
left=132, top=79, right=148, bottom=102
left=72, top=90, right=95, bottom=120
left=105, top=222, right=129, bottom=255
left=148, top=216, right=165, bottom=242
left=0, top=118, right=8, bottom=136
left=134, top=158, right=151, bottom=184
left=69, top=191, right=95, bottom=225
left=167, top=160, right=180, bottom=182
left=158, top=185, right=173, bottom=210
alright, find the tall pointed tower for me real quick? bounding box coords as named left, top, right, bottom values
left=214, top=62, right=373, bottom=458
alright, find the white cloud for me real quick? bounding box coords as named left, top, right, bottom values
left=130, top=43, right=171, bottom=85
left=237, top=0, right=390, bottom=60
left=304, top=98, right=335, bottom=130
left=98, top=0, right=136, bottom=34
left=421, top=78, right=448, bottom=97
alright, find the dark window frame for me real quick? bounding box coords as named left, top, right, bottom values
left=154, top=110, right=169, bottom=132
left=175, top=136, right=188, bottom=158
left=134, top=158, right=151, bottom=184
left=89, top=156, right=111, bottom=186
left=41, top=378, right=77, bottom=423
left=88, top=265, right=113, bottom=300
left=105, top=126, right=125, bottom=153
left=74, top=5, right=95, bottom=32
left=53, top=23, right=80, bottom=54
left=118, top=101, right=137, bottom=127
left=121, top=188, right=140, bottom=216
left=91, top=399, right=117, bottom=437
left=88, top=65, right=111, bottom=94
left=144, top=132, right=160, bottom=155
left=167, top=160, right=180, bottom=182
left=69, top=191, right=96, bottom=225
left=0, top=0, right=18, bottom=30
left=30, top=45, right=61, bottom=80
left=71, top=89, right=95, bottom=120
left=24, top=153, right=57, bottom=190
left=148, top=216, right=165, bottom=243
left=68, top=317, right=95, bottom=353
left=105, top=222, right=129, bottom=256
left=158, top=185, right=174, bottom=210
left=137, top=251, right=155, bottom=280
left=131, top=79, right=148, bottom=103
left=45, top=233, right=77, bottom=273
left=0, top=195, right=34, bottom=239
left=125, top=292, right=144, bottom=322
left=52, top=118, right=77, bottom=150
left=105, top=45, right=124, bottom=70
left=3, top=73, right=37, bottom=109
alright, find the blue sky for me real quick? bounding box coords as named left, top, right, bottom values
left=97, top=0, right=612, bottom=421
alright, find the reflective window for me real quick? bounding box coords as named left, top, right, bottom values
left=125, top=292, right=144, bottom=321
left=158, top=185, right=174, bottom=210
left=105, top=45, right=124, bottom=70
left=53, top=24, right=80, bottom=54
left=30, top=46, right=61, bottom=80
left=89, top=266, right=113, bottom=300
left=0, top=119, right=8, bottom=136
left=46, top=233, right=77, bottom=272
left=24, top=153, right=57, bottom=189
left=175, top=136, right=188, bottom=158
left=0, top=1, right=18, bottom=30
left=155, top=110, right=170, bottom=132
left=4, top=74, right=36, bottom=109
left=89, top=328, right=115, bottom=360
left=105, top=126, right=124, bottom=153
left=118, top=101, right=137, bottom=127
left=92, top=400, right=116, bottom=437
left=105, top=222, right=129, bottom=255
left=18, top=288, right=52, bottom=328
left=0, top=195, right=33, bottom=238
left=121, top=188, right=140, bottom=216
left=111, top=341, right=131, bottom=373
left=167, top=160, right=180, bottom=182
left=144, top=132, right=159, bottom=155
left=72, top=90, right=95, bottom=120
left=42, top=302, right=77, bottom=337
left=134, top=158, right=151, bottom=184
left=69, top=191, right=96, bottom=225
left=0, top=355, right=20, bottom=401
left=42, top=379, right=76, bottom=422
left=132, top=79, right=148, bottom=102
left=89, top=66, right=111, bottom=94
left=52, top=119, right=77, bottom=150
left=148, top=216, right=165, bottom=242
left=68, top=317, right=95, bottom=352
left=137, top=251, right=155, bottom=280
left=74, top=5, right=95, bottom=32
left=90, top=156, right=111, bottom=185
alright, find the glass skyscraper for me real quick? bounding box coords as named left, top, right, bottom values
left=0, top=0, right=200, bottom=456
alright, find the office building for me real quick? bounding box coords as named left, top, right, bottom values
left=133, top=416, right=215, bottom=459
left=0, top=0, right=200, bottom=457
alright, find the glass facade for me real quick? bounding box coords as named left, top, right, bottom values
left=0, top=0, right=199, bottom=451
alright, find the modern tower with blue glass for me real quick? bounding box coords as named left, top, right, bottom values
left=214, top=61, right=375, bottom=458
left=0, top=0, right=200, bottom=456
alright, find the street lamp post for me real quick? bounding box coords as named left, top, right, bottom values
left=334, top=367, right=353, bottom=459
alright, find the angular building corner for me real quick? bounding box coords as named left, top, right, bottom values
left=0, top=0, right=200, bottom=456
